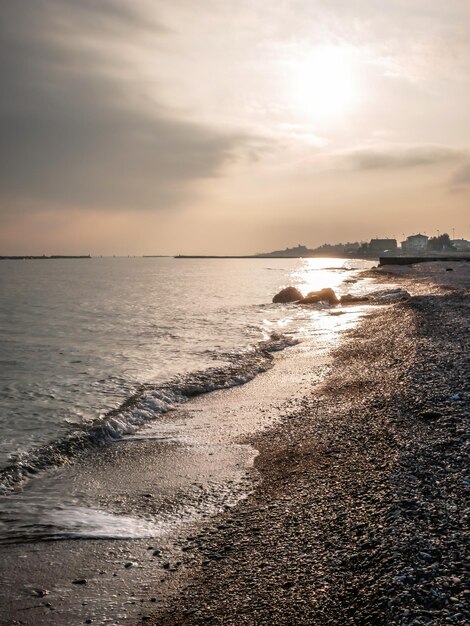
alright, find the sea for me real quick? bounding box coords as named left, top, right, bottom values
left=0, top=256, right=384, bottom=625
left=0, top=258, right=376, bottom=530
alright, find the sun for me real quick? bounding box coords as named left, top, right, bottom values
left=287, top=45, right=360, bottom=122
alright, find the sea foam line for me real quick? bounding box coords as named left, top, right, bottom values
left=0, top=333, right=298, bottom=494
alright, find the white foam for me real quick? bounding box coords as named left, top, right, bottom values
left=45, top=507, right=168, bottom=540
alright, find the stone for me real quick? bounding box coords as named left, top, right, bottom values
left=340, top=294, right=370, bottom=305
left=32, top=588, right=49, bottom=597
left=298, top=288, right=339, bottom=306
left=297, top=293, right=322, bottom=305
left=272, top=286, right=303, bottom=303
left=369, top=288, right=410, bottom=303
left=183, top=609, right=197, bottom=616
left=421, top=410, right=442, bottom=420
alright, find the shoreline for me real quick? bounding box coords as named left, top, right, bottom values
left=0, top=307, right=349, bottom=625
left=0, top=266, right=468, bottom=625
left=147, top=273, right=469, bottom=625
left=0, top=333, right=297, bottom=495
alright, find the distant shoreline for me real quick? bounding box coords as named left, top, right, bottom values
left=3, top=253, right=467, bottom=263
left=0, top=254, right=377, bottom=260
left=173, top=254, right=376, bottom=260
left=0, top=255, right=91, bottom=260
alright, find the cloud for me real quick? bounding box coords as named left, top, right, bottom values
left=449, top=163, right=470, bottom=191
left=0, top=0, right=245, bottom=214
left=340, top=145, right=463, bottom=171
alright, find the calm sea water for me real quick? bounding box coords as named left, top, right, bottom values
left=0, top=257, right=374, bottom=473
left=0, top=257, right=381, bottom=624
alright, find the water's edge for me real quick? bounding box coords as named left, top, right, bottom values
left=0, top=333, right=298, bottom=494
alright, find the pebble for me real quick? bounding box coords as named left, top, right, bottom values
left=129, top=292, right=470, bottom=626
left=32, top=588, right=49, bottom=597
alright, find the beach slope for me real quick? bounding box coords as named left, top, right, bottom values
left=149, top=288, right=469, bottom=625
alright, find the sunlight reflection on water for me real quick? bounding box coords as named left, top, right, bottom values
left=0, top=257, right=375, bottom=468
left=293, top=257, right=357, bottom=294
left=265, top=257, right=375, bottom=345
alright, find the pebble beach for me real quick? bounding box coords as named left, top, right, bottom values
left=148, top=263, right=469, bottom=625
left=0, top=262, right=468, bottom=625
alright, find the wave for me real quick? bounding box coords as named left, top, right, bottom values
left=0, top=333, right=298, bottom=494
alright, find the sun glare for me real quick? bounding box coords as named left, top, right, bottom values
left=287, top=46, right=360, bottom=121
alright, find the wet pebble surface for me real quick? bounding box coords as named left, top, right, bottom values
left=147, top=292, right=469, bottom=625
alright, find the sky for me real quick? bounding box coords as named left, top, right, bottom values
left=1, top=0, right=470, bottom=255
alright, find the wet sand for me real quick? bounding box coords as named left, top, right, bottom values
left=145, top=270, right=469, bottom=625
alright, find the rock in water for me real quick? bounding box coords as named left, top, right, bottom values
left=298, top=288, right=339, bottom=306
left=272, top=286, right=303, bottom=303
left=297, top=293, right=321, bottom=305
left=340, top=294, right=370, bottom=305
left=369, top=289, right=410, bottom=303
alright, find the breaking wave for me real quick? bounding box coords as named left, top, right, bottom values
left=0, top=333, right=297, bottom=494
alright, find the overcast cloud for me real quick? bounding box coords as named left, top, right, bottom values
left=0, top=1, right=245, bottom=213
left=340, top=145, right=464, bottom=171
left=1, top=0, right=470, bottom=253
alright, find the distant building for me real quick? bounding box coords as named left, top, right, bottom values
left=255, top=244, right=313, bottom=258
left=452, top=238, right=470, bottom=251
left=367, top=238, right=398, bottom=255
left=401, top=234, right=429, bottom=253
left=311, top=241, right=361, bottom=256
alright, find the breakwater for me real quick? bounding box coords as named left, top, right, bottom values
left=379, top=255, right=470, bottom=266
